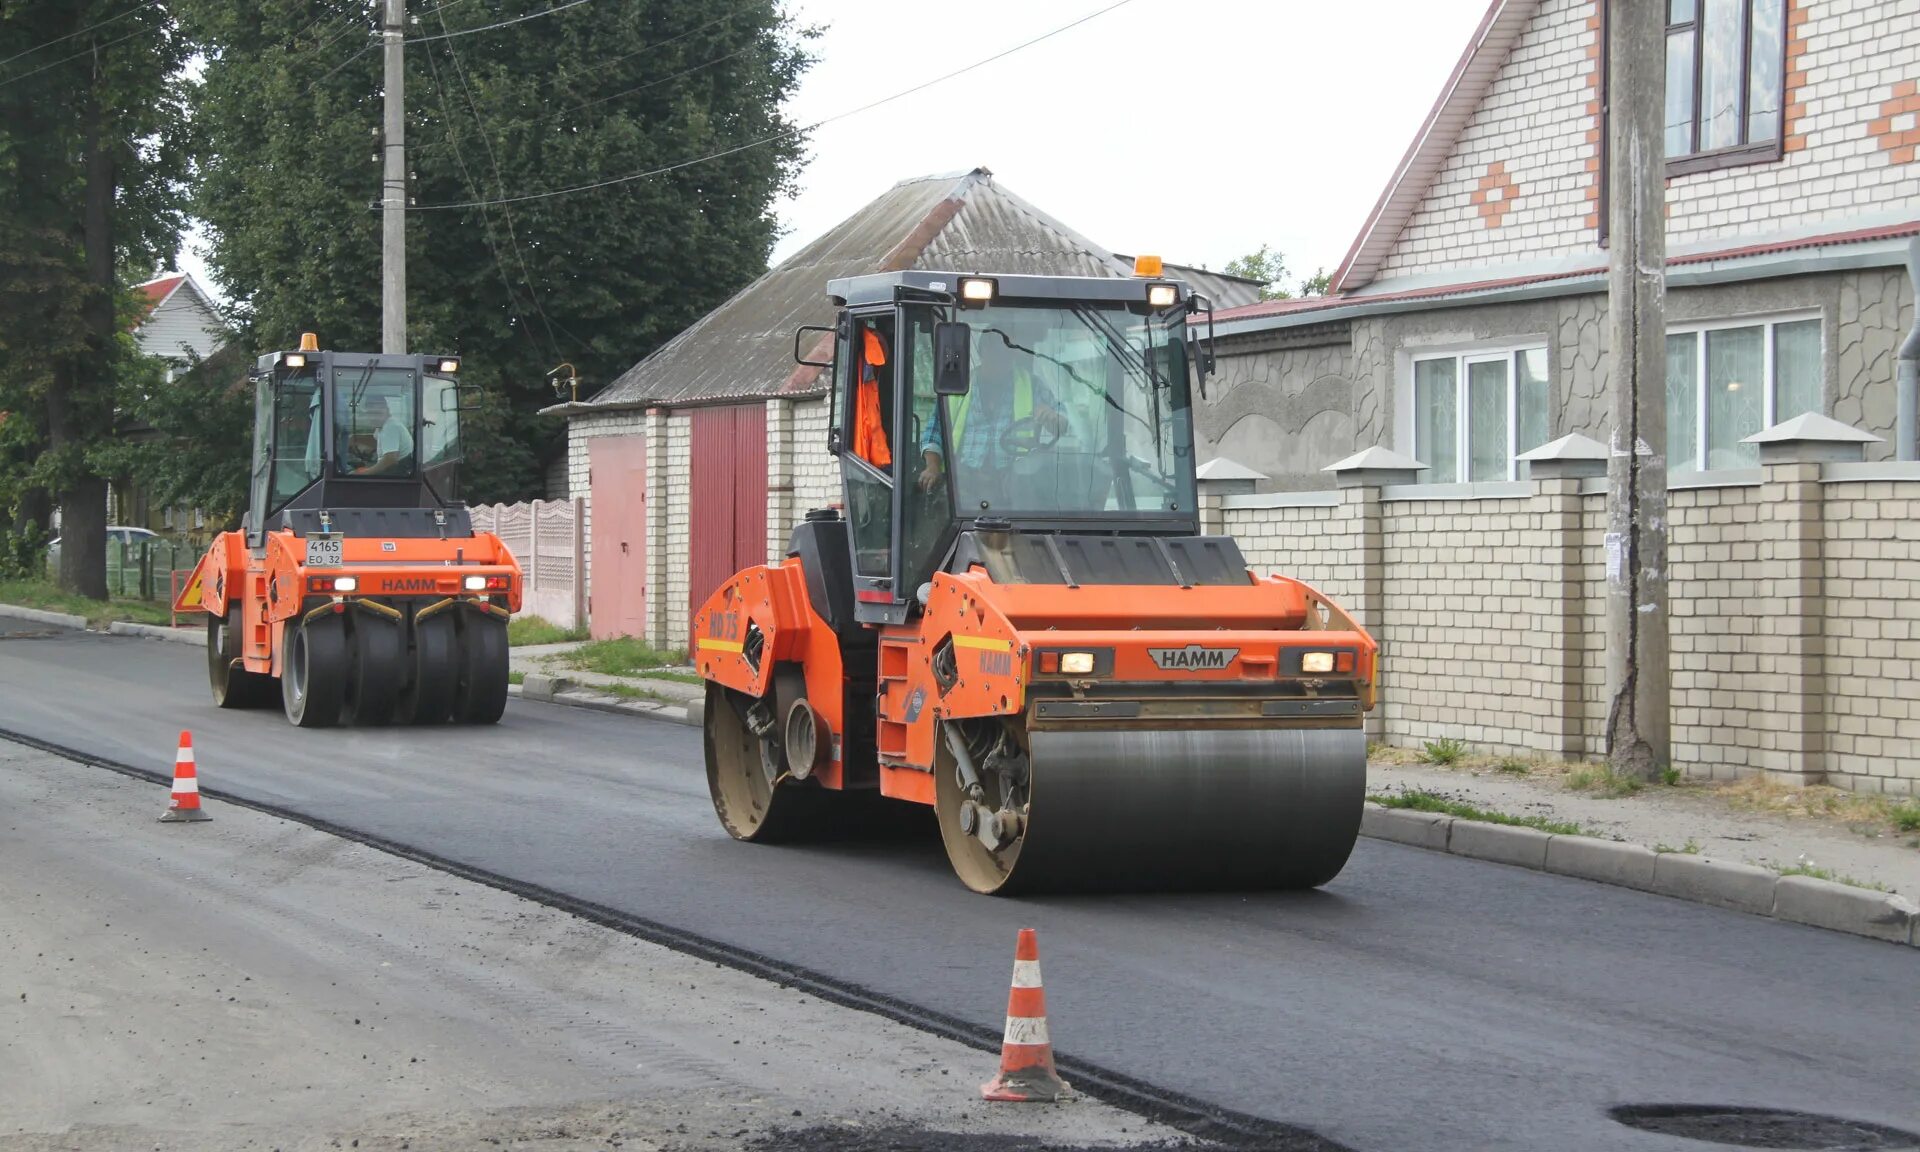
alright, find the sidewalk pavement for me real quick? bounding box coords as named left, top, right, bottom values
left=1368, top=755, right=1920, bottom=898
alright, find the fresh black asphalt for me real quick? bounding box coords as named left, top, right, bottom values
left=2, top=620, right=1915, bottom=1152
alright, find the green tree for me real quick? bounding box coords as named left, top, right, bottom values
left=1223, top=243, right=1291, bottom=301
left=179, top=0, right=817, bottom=505
left=0, top=1, right=194, bottom=596
left=1223, top=246, right=1334, bottom=302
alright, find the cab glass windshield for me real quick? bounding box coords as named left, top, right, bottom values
left=334, top=367, right=418, bottom=477
left=914, top=303, right=1195, bottom=517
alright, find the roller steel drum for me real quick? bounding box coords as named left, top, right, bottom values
left=938, top=726, right=1367, bottom=896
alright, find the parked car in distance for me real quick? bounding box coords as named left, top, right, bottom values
left=46, top=525, right=161, bottom=567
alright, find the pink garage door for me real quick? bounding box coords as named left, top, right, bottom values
left=589, top=435, right=648, bottom=640
left=688, top=404, right=768, bottom=630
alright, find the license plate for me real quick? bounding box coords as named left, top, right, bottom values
left=305, top=535, right=343, bottom=568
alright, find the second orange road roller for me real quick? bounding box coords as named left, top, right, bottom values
left=174, top=335, right=522, bottom=728
left=692, top=262, right=1380, bottom=894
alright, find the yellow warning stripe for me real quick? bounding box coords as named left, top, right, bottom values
left=698, top=638, right=744, bottom=653
left=951, top=635, right=1012, bottom=652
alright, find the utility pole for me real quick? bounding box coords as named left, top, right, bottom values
left=381, top=0, right=406, bottom=353
left=1603, top=0, right=1669, bottom=780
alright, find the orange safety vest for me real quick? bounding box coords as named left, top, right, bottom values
left=853, top=327, right=892, bottom=468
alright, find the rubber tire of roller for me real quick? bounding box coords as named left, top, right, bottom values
left=402, top=612, right=459, bottom=725
left=208, top=609, right=275, bottom=709
left=282, top=614, right=348, bottom=728
left=341, top=614, right=403, bottom=726
left=452, top=613, right=509, bottom=725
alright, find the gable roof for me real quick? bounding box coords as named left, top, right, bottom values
left=1330, top=0, right=1541, bottom=294
left=137, top=274, right=186, bottom=315
left=567, top=167, right=1132, bottom=412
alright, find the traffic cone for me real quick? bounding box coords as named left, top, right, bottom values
left=981, top=928, right=1072, bottom=1102
left=159, top=730, right=210, bottom=823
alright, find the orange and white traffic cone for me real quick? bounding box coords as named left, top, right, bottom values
left=159, top=730, right=210, bottom=823
left=981, top=928, right=1072, bottom=1102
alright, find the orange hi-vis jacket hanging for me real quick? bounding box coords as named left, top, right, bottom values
left=853, top=326, right=892, bottom=468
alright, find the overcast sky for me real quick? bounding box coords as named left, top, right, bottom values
left=181, top=0, right=1489, bottom=301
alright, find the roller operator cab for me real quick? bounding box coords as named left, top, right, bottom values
left=693, top=263, right=1382, bottom=895
left=173, top=335, right=523, bottom=728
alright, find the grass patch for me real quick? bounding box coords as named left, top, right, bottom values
left=1775, top=860, right=1889, bottom=892
left=1565, top=766, right=1645, bottom=797
left=1661, top=767, right=1683, bottom=786
left=0, top=577, right=178, bottom=628
left=1495, top=756, right=1531, bottom=775
left=507, top=670, right=525, bottom=686
left=567, top=636, right=684, bottom=676
left=1421, top=737, right=1467, bottom=766
left=1891, top=802, right=1920, bottom=833
left=598, top=681, right=673, bottom=705
left=1654, top=838, right=1702, bottom=855
left=1369, top=789, right=1583, bottom=836
left=507, top=616, right=588, bottom=647
left=636, top=668, right=704, bottom=686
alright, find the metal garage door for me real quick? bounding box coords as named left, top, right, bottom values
left=688, top=404, right=768, bottom=629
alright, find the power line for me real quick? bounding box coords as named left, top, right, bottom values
left=0, top=24, right=152, bottom=89
left=408, top=0, right=1137, bottom=211
left=419, top=22, right=549, bottom=358
left=431, top=6, right=568, bottom=361
left=0, top=0, right=160, bottom=69
left=297, top=38, right=377, bottom=98
left=405, top=0, right=592, bottom=45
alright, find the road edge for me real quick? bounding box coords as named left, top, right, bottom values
left=0, top=602, right=88, bottom=630
left=1361, top=804, right=1920, bottom=948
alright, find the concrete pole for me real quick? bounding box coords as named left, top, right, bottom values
left=381, top=0, right=407, bottom=353
left=1603, top=0, right=1670, bottom=780
left=1896, top=236, right=1919, bottom=461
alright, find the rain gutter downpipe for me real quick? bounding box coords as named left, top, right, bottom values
left=1898, top=236, right=1920, bottom=462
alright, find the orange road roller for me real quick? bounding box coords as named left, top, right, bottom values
left=174, top=336, right=521, bottom=727
left=693, top=266, right=1380, bottom=894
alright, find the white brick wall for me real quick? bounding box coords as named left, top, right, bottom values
left=664, top=414, right=692, bottom=651
left=1666, top=2, right=1920, bottom=245
left=793, top=398, right=840, bottom=517
left=1220, top=470, right=1920, bottom=791
left=1379, top=0, right=1600, bottom=279
left=1375, top=0, right=1920, bottom=283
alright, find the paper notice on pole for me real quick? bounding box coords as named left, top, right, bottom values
left=1605, top=533, right=1624, bottom=583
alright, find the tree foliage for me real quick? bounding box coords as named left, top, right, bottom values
left=178, top=0, right=817, bottom=504
left=0, top=1, right=194, bottom=595
left=1223, top=244, right=1331, bottom=302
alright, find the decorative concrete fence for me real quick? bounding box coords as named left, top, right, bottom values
left=470, top=498, right=585, bottom=632
left=1199, top=418, right=1919, bottom=796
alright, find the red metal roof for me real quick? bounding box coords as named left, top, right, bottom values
left=1208, top=219, right=1920, bottom=327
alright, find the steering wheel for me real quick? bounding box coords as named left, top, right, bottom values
left=998, top=415, right=1062, bottom=459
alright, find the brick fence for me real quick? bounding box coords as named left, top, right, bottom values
left=1204, top=444, right=1920, bottom=795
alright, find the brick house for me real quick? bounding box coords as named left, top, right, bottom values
left=544, top=168, right=1259, bottom=646
left=1192, top=0, right=1920, bottom=792
left=1197, top=0, right=1916, bottom=488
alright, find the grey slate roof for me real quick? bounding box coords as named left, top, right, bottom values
left=573, top=167, right=1133, bottom=411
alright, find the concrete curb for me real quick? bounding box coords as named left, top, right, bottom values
left=508, top=676, right=700, bottom=728
left=107, top=620, right=205, bottom=646
left=0, top=603, right=87, bottom=630
left=1361, top=802, right=1918, bottom=948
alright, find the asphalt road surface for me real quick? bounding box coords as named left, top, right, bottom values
left=3, top=619, right=1916, bottom=1152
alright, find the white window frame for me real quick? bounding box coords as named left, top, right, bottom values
left=1404, top=342, right=1549, bottom=483
left=1666, top=311, right=1822, bottom=472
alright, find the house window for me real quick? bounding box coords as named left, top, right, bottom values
left=1666, top=315, right=1820, bottom=472
left=1411, top=347, right=1551, bottom=482
left=1662, top=0, right=1786, bottom=171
